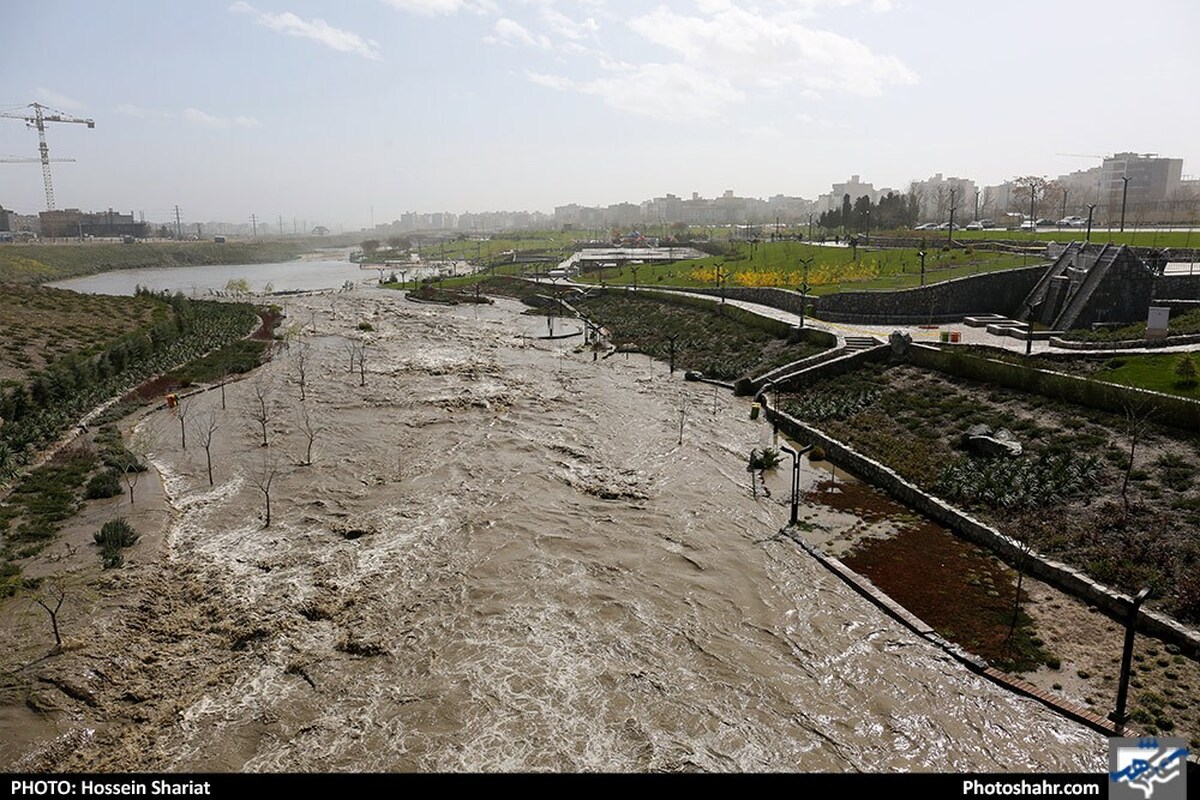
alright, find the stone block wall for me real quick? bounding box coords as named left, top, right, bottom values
left=765, top=403, right=1200, bottom=653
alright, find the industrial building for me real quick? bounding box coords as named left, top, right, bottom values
left=38, top=208, right=149, bottom=239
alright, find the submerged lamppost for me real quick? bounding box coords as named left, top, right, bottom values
left=778, top=441, right=814, bottom=526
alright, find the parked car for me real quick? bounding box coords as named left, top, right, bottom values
left=979, top=219, right=995, bottom=228
left=1057, top=216, right=1087, bottom=227
left=1036, top=218, right=1055, bottom=226
left=965, top=221, right=984, bottom=231
left=913, top=222, right=938, bottom=230
left=935, top=222, right=961, bottom=231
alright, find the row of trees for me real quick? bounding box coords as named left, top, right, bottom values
left=0, top=293, right=259, bottom=482
left=816, top=191, right=920, bottom=233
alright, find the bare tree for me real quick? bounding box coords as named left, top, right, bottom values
left=296, top=402, right=321, bottom=466
left=28, top=576, right=69, bottom=648
left=342, top=340, right=359, bottom=374
left=194, top=409, right=219, bottom=486
left=175, top=396, right=190, bottom=450
left=245, top=373, right=276, bottom=448
left=356, top=342, right=368, bottom=387
left=293, top=340, right=310, bottom=401
left=248, top=449, right=282, bottom=528
left=1121, top=399, right=1157, bottom=516
left=117, top=430, right=153, bottom=505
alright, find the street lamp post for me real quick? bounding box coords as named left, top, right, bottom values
left=948, top=188, right=957, bottom=247
left=1061, top=188, right=1069, bottom=230
left=797, top=256, right=813, bottom=328
left=974, top=189, right=981, bottom=222
left=1119, top=175, right=1131, bottom=232
left=777, top=441, right=814, bottom=526
left=1110, top=587, right=1152, bottom=734
left=918, top=250, right=927, bottom=286
left=1085, top=204, right=1097, bottom=243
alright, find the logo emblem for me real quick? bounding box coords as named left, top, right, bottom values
left=1109, top=737, right=1188, bottom=800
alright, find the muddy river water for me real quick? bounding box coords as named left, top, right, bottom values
left=10, top=289, right=1107, bottom=771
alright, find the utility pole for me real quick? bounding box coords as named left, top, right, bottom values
left=278, top=215, right=284, bottom=237
left=251, top=213, right=258, bottom=239
left=174, top=205, right=182, bottom=240
left=1119, top=176, right=1130, bottom=232
left=1085, top=203, right=1097, bottom=243
left=1061, top=188, right=1069, bottom=228
left=974, top=189, right=981, bottom=221
left=947, top=188, right=956, bottom=246
left=195, top=222, right=202, bottom=239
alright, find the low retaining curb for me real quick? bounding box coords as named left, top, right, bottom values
left=763, top=401, right=1200, bottom=656
left=783, top=529, right=1125, bottom=736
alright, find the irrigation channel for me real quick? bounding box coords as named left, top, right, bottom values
left=6, top=265, right=1109, bottom=771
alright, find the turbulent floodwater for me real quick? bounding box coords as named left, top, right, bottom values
left=18, top=291, right=1107, bottom=771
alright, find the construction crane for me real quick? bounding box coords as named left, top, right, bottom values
left=0, top=155, right=76, bottom=164
left=0, top=103, right=94, bottom=210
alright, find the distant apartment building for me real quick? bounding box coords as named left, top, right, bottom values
left=1099, top=152, right=1184, bottom=220
left=907, top=174, right=977, bottom=222
left=816, top=175, right=877, bottom=213
left=38, top=208, right=148, bottom=239
left=1054, top=166, right=1104, bottom=207
left=0, top=205, right=10, bottom=232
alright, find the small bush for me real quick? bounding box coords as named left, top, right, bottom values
left=809, top=445, right=827, bottom=462
left=95, top=518, right=140, bottom=548
left=748, top=448, right=782, bottom=471
left=84, top=468, right=123, bottom=499
left=94, top=518, right=140, bottom=568
left=357, top=321, right=374, bottom=332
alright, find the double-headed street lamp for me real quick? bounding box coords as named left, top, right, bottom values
left=778, top=441, right=815, bottom=526
left=796, top=256, right=813, bottom=328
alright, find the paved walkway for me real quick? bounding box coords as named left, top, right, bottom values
left=554, top=279, right=1200, bottom=358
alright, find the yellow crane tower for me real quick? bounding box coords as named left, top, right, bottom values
left=0, top=102, right=94, bottom=210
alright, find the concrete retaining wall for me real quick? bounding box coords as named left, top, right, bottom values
left=669, top=268, right=1047, bottom=325
left=1156, top=274, right=1200, bottom=301
left=813, top=266, right=1046, bottom=324
left=764, top=402, right=1200, bottom=655
left=909, top=344, right=1200, bottom=431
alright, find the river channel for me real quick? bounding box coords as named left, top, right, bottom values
left=15, top=269, right=1109, bottom=771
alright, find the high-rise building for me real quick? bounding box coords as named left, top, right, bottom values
left=1099, top=152, right=1183, bottom=220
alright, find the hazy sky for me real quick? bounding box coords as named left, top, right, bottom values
left=2, top=0, right=1197, bottom=229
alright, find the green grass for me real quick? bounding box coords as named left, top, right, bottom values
left=165, top=338, right=268, bottom=385
left=0, top=240, right=308, bottom=284
left=571, top=292, right=828, bottom=381
left=949, top=229, right=1199, bottom=249
left=1091, top=354, right=1200, bottom=400
left=574, top=241, right=1034, bottom=294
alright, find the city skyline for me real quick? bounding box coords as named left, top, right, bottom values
left=2, top=1, right=1198, bottom=229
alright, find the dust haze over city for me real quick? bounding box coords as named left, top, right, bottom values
left=2, top=0, right=1200, bottom=783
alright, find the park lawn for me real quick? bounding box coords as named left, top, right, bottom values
left=951, top=229, right=1199, bottom=249
left=1091, top=354, right=1200, bottom=400
left=575, top=240, right=1032, bottom=294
